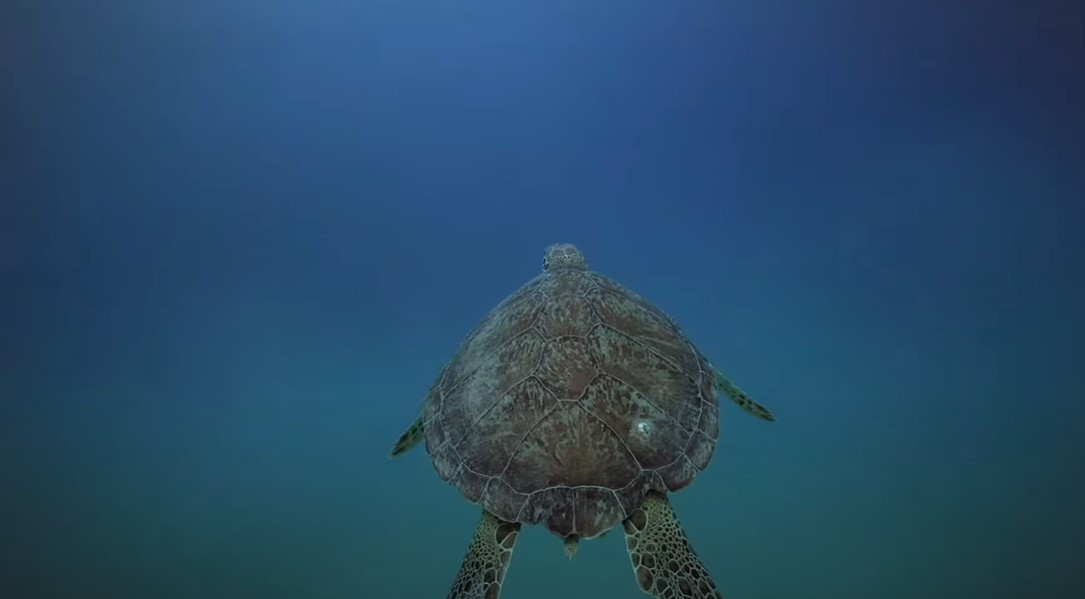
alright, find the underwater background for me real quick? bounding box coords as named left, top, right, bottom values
left=3, top=1, right=1083, bottom=598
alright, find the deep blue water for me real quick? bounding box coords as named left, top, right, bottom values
left=3, top=1, right=1083, bottom=598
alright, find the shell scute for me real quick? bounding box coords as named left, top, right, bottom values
left=535, top=337, right=599, bottom=399
left=458, top=377, right=557, bottom=477
left=585, top=325, right=704, bottom=435
left=480, top=476, right=529, bottom=521
left=579, top=374, right=690, bottom=471
left=442, top=289, right=545, bottom=392
left=534, top=294, right=598, bottom=338
left=583, top=280, right=697, bottom=373
left=503, top=402, right=641, bottom=492
left=439, top=329, right=547, bottom=446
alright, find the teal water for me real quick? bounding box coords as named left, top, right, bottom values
left=3, top=1, right=1083, bottom=598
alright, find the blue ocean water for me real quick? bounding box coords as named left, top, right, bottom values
left=3, top=1, right=1083, bottom=597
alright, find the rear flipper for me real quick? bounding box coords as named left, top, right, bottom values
left=446, top=510, right=522, bottom=599
left=623, top=491, right=723, bottom=599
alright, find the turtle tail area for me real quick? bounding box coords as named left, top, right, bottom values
left=445, top=510, right=522, bottom=599
left=622, top=491, right=723, bottom=599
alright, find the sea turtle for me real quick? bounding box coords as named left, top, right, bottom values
left=390, top=243, right=775, bottom=599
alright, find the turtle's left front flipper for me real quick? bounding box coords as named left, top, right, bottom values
left=446, top=510, right=522, bottom=599
left=623, top=491, right=723, bottom=599
left=389, top=415, right=425, bottom=458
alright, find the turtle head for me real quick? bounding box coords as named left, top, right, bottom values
left=542, top=243, right=588, bottom=273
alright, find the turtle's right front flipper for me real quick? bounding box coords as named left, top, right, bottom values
left=713, top=367, right=776, bottom=422
left=446, top=510, right=522, bottom=599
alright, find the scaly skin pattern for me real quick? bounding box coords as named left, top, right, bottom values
left=446, top=511, right=521, bottom=599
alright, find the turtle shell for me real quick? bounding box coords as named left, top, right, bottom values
left=421, top=244, right=719, bottom=541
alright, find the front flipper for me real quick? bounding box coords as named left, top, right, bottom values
left=713, top=367, right=776, bottom=422
left=446, top=510, right=522, bottom=599
left=389, top=415, right=424, bottom=458
left=623, top=491, right=723, bottom=599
